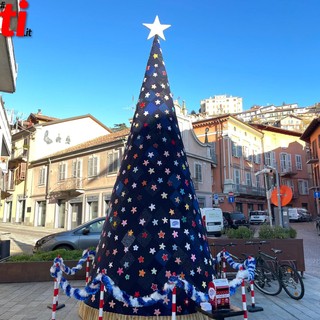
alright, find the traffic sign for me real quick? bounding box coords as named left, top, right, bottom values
left=213, top=193, right=219, bottom=201
left=228, top=196, right=234, bottom=203
left=314, top=191, right=320, bottom=199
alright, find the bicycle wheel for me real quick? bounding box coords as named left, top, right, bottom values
left=279, top=264, right=305, bottom=300
left=254, top=264, right=282, bottom=295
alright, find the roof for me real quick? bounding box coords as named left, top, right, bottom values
left=300, top=117, right=320, bottom=142
left=250, top=123, right=303, bottom=137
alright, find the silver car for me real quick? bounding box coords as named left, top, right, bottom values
left=33, top=217, right=105, bottom=252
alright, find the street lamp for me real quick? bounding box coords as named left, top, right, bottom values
left=255, top=168, right=273, bottom=226
left=266, top=165, right=283, bottom=227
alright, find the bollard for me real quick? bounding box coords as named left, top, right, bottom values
left=241, top=279, right=248, bottom=320
left=172, top=286, right=176, bottom=320
left=86, top=256, right=90, bottom=285
left=98, top=271, right=105, bottom=320
left=222, top=249, right=227, bottom=279
left=51, top=278, right=59, bottom=320
left=247, top=279, right=263, bottom=313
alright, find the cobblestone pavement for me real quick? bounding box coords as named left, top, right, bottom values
left=0, top=220, right=319, bottom=319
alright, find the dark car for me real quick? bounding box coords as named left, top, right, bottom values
left=33, top=217, right=105, bottom=252
left=223, top=211, right=249, bottom=229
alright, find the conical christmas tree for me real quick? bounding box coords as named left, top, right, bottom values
left=80, top=17, right=215, bottom=320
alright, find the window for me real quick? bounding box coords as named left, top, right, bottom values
left=88, top=156, right=99, bottom=178
left=72, top=159, right=82, bottom=178
left=264, top=151, right=276, bottom=167
left=245, top=172, right=252, bottom=186
left=283, top=179, right=294, bottom=192
left=253, top=151, right=261, bottom=164
left=256, top=174, right=261, bottom=188
left=298, top=180, right=309, bottom=195
left=194, top=163, right=202, bottom=182
left=39, top=166, right=46, bottom=186
left=58, top=162, right=67, bottom=181
left=234, top=168, right=240, bottom=185
left=280, top=153, right=292, bottom=173
left=295, top=155, right=302, bottom=170
left=107, top=151, right=120, bottom=174
left=232, top=141, right=242, bottom=158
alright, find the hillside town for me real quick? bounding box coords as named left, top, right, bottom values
left=0, top=95, right=319, bottom=230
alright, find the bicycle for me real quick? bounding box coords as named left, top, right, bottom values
left=246, top=241, right=304, bottom=300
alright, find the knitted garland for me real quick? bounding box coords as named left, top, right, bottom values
left=50, top=249, right=255, bottom=306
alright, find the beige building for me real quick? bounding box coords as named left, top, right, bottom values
left=28, top=129, right=129, bottom=229
left=0, top=114, right=111, bottom=225
left=200, top=95, right=243, bottom=115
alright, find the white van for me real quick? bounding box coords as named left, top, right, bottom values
left=200, top=208, right=224, bottom=237
left=288, top=208, right=312, bottom=222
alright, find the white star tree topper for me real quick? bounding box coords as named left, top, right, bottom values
left=143, top=15, right=171, bottom=40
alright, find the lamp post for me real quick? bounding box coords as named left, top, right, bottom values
left=255, top=168, right=273, bottom=226
left=266, top=165, right=283, bottom=227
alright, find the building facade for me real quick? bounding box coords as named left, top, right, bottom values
left=192, top=115, right=265, bottom=216
left=200, top=95, right=243, bottom=116
left=300, top=117, right=320, bottom=216
left=0, top=114, right=112, bottom=225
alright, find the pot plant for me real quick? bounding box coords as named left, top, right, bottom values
left=0, top=249, right=88, bottom=283
left=208, top=225, right=305, bottom=273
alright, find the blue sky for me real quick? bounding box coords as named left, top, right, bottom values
left=2, top=0, right=320, bottom=128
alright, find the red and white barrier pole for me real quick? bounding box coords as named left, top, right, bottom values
left=51, top=276, right=59, bottom=320
left=86, top=256, right=90, bottom=285
left=241, top=279, right=248, bottom=320
left=222, top=249, right=227, bottom=278
left=250, top=280, right=255, bottom=308
left=172, top=286, right=177, bottom=320
left=98, top=271, right=105, bottom=320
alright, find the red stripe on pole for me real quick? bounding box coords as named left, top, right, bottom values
left=250, top=280, right=255, bottom=307
left=98, top=272, right=105, bottom=320
left=86, top=257, right=90, bottom=285
left=172, top=286, right=177, bottom=320
left=241, top=280, right=248, bottom=320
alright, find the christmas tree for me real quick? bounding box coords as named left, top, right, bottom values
left=80, top=16, right=215, bottom=320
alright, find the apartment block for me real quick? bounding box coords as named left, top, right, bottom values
left=200, top=95, right=243, bottom=115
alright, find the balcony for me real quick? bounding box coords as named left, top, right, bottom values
left=49, top=177, right=85, bottom=198
left=306, top=155, right=319, bottom=164
left=280, top=166, right=297, bottom=177
left=223, top=181, right=266, bottom=198
left=9, top=148, right=28, bottom=169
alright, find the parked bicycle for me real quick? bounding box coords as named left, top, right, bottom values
left=246, top=241, right=304, bottom=300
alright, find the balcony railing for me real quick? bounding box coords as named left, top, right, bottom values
left=51, top=177, right=85, bottom=193
left=223, top=181, right=266, bottom=197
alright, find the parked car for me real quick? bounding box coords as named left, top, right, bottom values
left=249, top=210, right=270, bottom=225
left=288, top=208, right=312, bottom=222
left=200, top=207, right=224, bottom=236
left=33, top=217, right=105, bottom=252
left=223, top=212, right=249, bottom=229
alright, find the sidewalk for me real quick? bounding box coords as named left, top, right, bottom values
left=0, top=273, right=319, bottom=320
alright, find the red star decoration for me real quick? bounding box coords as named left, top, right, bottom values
left=138, top=256, right=144, bottom=263
left=113, top=211, right=118, bottom=217
left=134, top=292, right=140, bottom=298
left=185, top=179, right=189, bottom=186
left=142, top=232, right=148, bottom=238
left=158, top=230, right=165, bottom=238
left=142, top=180, right=147, bottom=186
left=133, top=153, right=138, bottom=159
left=124, top=178, right=129, bottom=185
left=171, top=139, right=176, bottom=145
left=162, top=254, right=168, bottom=261
left=151, top=283, right=158, bottom=291
left=139, top=102, right=146, bottom=108
left=192, top=220, right=196, bottom=227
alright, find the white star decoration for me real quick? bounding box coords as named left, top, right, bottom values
left=143, top=15, right=171, bottom=40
